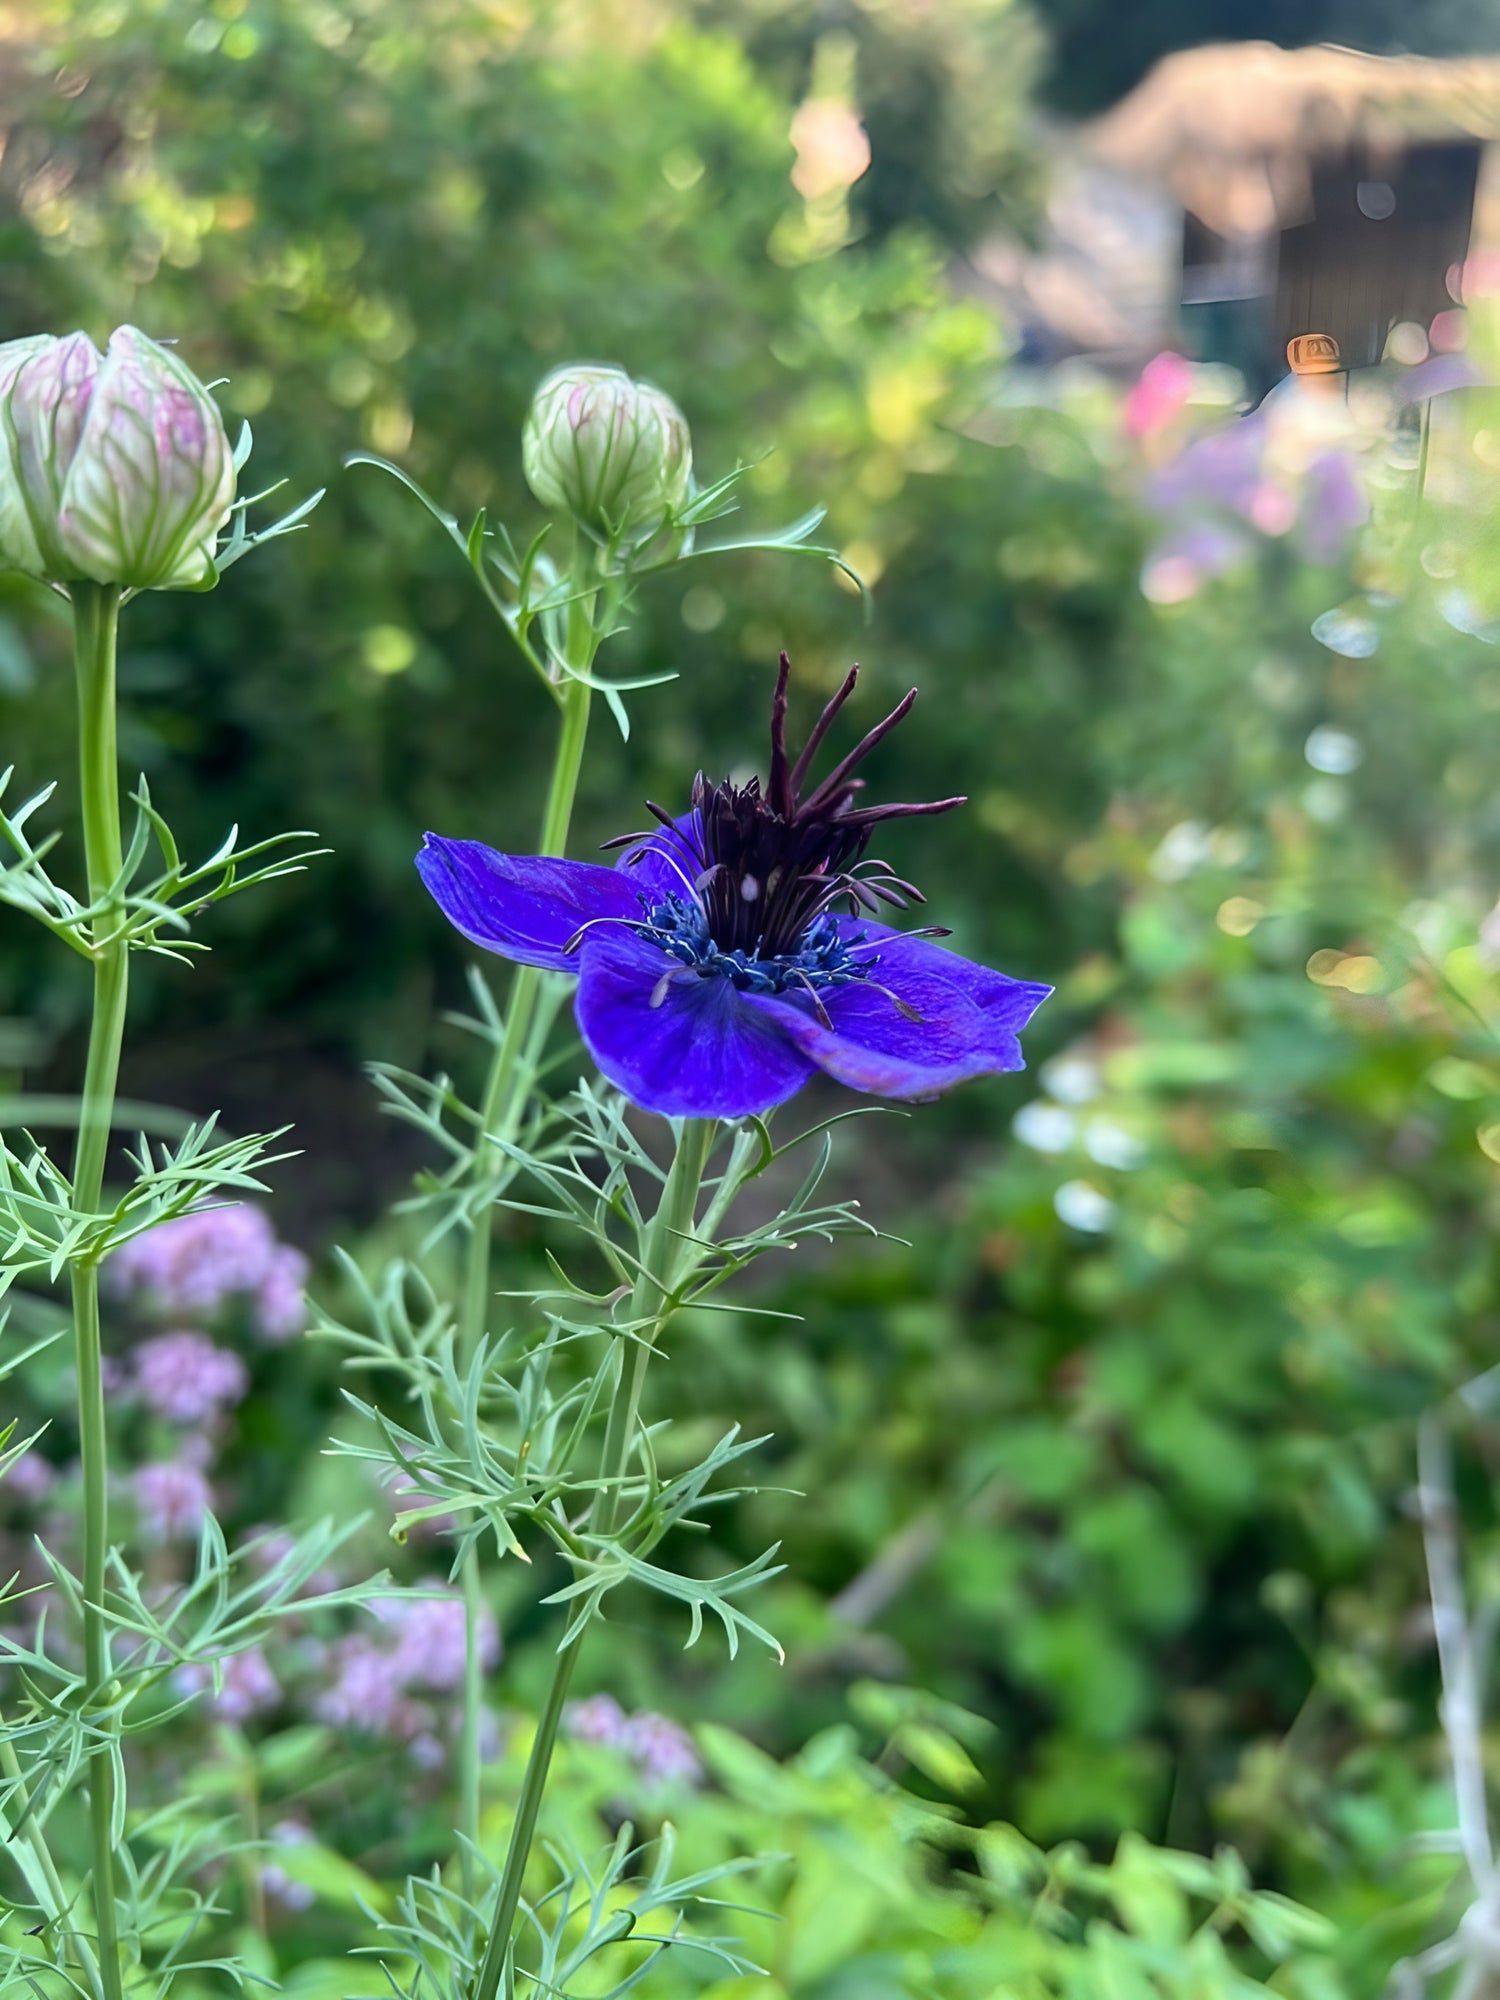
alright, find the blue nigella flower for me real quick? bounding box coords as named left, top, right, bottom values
left=417, top=656, right=1052, bottom=1119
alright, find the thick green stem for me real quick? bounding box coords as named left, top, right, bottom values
left=69, top=582, right=127, bottom=2000
left=457, top=661, right=593, bottom=1891
left=469, top=1119, right=718, bottom=2000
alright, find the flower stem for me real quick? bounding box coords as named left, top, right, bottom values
left=468, top=1117, right=718, bottom=2000
left=457, top=665, right=593, bottom=1894
left=69, top=580, right=128, bottom=2000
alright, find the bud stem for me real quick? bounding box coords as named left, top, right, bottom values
left=455, top=594, right=595, bottom=1898
left=69, top=580, right=128, bottom=2000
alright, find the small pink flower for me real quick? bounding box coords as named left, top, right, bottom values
left=262, top=1819, right=316, bottom=1913
left=177, top=1645, right=280, bottom=1722
left=2, top=1452, right=55, bottom=1506
left=565, top=1692, right=631, bottom=1749
left=624, top=1711, right=703, bottom=1789
left=409, top=1732, right=447, bottom=1771
left=377, top=1590, right=500, bottom=1692
left=134, top=1330, right=248, bottom=1425
left=1124, top=350, right=1194, bottom=438
left=254, top=1245, right=309, bottom=1342
left=1247, top=481, right=1297, bottom=536
left=110, top=1205, right=309, bottom=1341
left=315, top=1638, right=413, bottom=1735
left=134, top=1460, right=212, bottom=1542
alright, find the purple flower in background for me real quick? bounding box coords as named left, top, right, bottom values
left=1299, top=451, right=1370, bottom=563
left=134, top=1460, right=212, bottom=1542
left=375, top=1590, right=500, bottom=1692
left=112, top=1204, right=274, bottom=1312
left=624, top=1710, right=703, bottom=1789
left=315, top=1637, right=412, bottom=1735
left=2, top=1452, right=55, bottom=1506
left=564, top=1695, right=702, bottom=1787
left=262, top=1820, right=316, bottom=1914
left=110, top=1204, right=307, bottom=1340
left=177, top=1645, right=280, bottom=1722
left=418, top=658, right=1051, bottom=1119
left=255, top=1244, right=310, bottom=1343
left=134, top=1331, right=249, bottom=1425
left=1140, top=521, right=1248, bottom=604
left=1147, top=412, right=1267, bottom=518
left=313, top=1589, right=499, bottom=1737
left=409, top=1731, right=448, bottom=1772
left=565, top=1692, right=631, bottom=1748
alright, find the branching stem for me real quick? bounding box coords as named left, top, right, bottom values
left=469, top=1116, right=717, bottom=2000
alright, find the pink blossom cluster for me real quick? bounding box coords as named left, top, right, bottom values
left=3, top=1451, right=56, bottom=1506
left=261, top=1820, right=316, bottom=1914
left=1135, top=391, right=1368, bottom=603
left=564, top=1692, right=703, bottom=1789
left=313, top=1590, right=501, bottom=1757
left=133, top=1458, right=212, bottom=1542
left=109, top=1204, right=309, bottom=1343
left=134, top=1330, right=249, bottom=1425
left=176, top=1644, right=281, bottom=1722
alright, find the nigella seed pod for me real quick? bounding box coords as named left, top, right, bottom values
left=0, top=325, right=235, bottom=591
left=522, top=362, right=691, bottom=545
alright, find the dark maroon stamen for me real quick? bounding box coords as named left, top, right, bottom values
left=612, top=655, right=963, bottom=966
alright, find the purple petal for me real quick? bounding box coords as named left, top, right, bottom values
left=417, top=835, right=643, bottom=971
left=575, top=927, right=815, bottom=1118
left=752, top=922, right=1051, bottom=1099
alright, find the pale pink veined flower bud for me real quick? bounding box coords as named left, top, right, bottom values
left=522, top=362, right=691, bottom=545
left=0, top=325, right=235, bottom=590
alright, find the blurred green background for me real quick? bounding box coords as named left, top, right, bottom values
left=8, top=0, right=1500, bottom=1989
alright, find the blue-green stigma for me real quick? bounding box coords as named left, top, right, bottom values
left=636, top=894, right=876, bottom=998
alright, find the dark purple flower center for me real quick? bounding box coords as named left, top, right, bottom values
left=605, top=654, right=963, bottom=1009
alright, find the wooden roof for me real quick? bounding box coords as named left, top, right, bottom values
left=1089, top=43, right=1500, bottom=236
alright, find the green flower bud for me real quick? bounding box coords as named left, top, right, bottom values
left=0, top=326, right=235, bottom=591
left=522, top=363, right=691, bottom=545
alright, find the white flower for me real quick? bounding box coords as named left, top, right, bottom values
left=1043, top=1054, right=1102, bottom=1105
left=1151, top=820, right=1214, bottom=883
left=1013, top=1101, right=1077, bottom=1154
left=1054, top=1180, right=1116, bottom=1233
left=1083, top=1120, right=1146, bottom=1171
left=1304, top=726, right=1363, bottom=775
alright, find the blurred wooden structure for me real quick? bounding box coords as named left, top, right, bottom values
left=1088, top=44, right=1500, bottom=383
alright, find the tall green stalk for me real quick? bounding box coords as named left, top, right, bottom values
left=457, top=646, right=593, bottom=1892
left=468, top=1117, right=718, bottom=2000
left=69, top=580, right=128, bottom=2000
